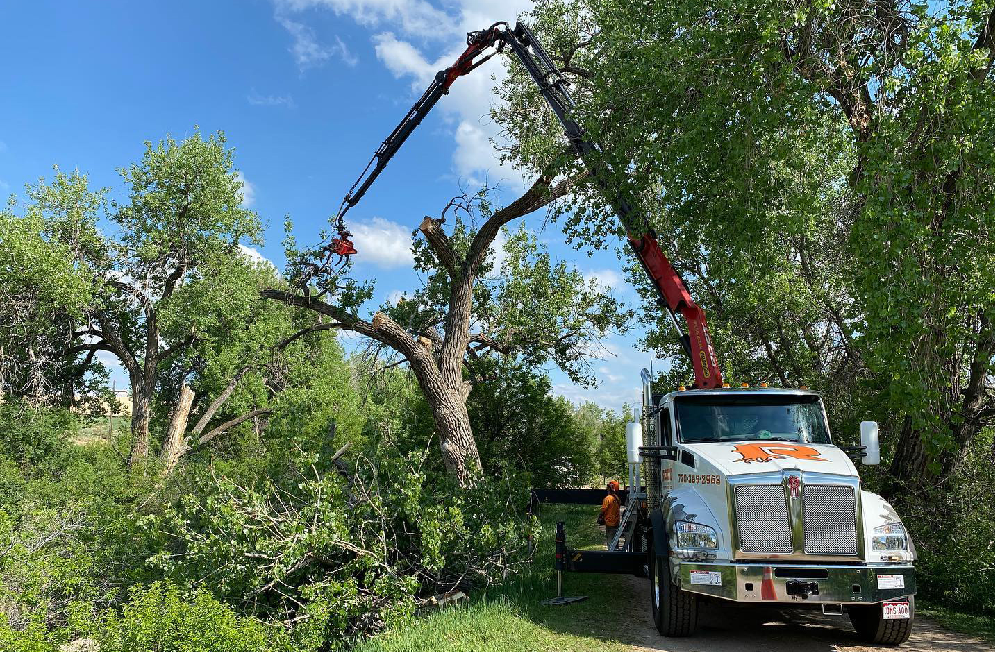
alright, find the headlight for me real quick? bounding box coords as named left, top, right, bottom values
left=872, top=522, right=908, bottom=550
left=675, top=521, right=718, bottom=550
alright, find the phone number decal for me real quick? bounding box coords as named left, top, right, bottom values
left=677, top=473, right=722, bottom=485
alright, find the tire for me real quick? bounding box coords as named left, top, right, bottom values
left=848, top=596, right=915, bottom=645
left=648, top=541, right=698, bottom=637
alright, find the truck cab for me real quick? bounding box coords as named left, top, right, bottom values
left=644, top=384, right=915, bottom=644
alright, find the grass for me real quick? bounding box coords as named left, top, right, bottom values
left=918, top=601, right=995, bottom=643
left=354, top=503, right=637, bottom=652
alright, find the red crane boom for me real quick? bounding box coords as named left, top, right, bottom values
left=332, top=22, right=723, bottom=389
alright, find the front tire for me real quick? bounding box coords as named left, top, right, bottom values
left=848, top=596, right=915, bottom=645
left=648, top=541, right=698, bottom=636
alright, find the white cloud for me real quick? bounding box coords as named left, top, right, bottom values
left=278, top=17, right=358, bottom=69
left=247, top=89, right=297, bottom=109
left=349, top=216, right=414, bottom=268
left=386, top=289, right=406, bottom=304
left=95, top=351, right=122, bottom=370
left=552, top=381, right=636, bottom=414
left=585, top=268, right=622, bottom=290
left=275, top=0, right=456, bottom=39
left=485, top=227, right=509, bottom=274
left=238, top=244, right=275, bottom=269
left=277, top=0, right=535, bottom=185
left=372, top=31, right=434, bottom=83
left=235, top=171, right=256, bottom=207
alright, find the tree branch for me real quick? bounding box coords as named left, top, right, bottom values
left=96, top=313, right=139, bottom=380
left=419, top=216, right=459, bottom=278
left=260, top=289, right=429, bottom=371
left=160, top=332, right=197, bottom=361
left=196, top=408, right=273, bottom=448
left=190, top=365, right=251, bottom=437
left=972, top=5, right=995, bottom=81
left=275, top=322, right=345, bottom=352
left=468, top=333, right=513, bottom=355
left=466, top=167, right=589, bottom=278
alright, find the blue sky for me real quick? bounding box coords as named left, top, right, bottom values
left=0, top=0, right=670, bottom=412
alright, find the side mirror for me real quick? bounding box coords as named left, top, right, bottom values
left=860, top=421, right=880, bottom=465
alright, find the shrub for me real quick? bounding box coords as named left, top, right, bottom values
left=94, top=582, right=285, bottom=652
left=903, top=429, right=995, bottom=614
left=0, top=401, right=74, bottom=470
left=147, top=445, right=538, bottom=649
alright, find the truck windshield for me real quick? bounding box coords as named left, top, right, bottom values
left=675, top=395, right=831, bottom=444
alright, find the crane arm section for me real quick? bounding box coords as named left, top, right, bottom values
left=333, top=22, right=723, bottom=388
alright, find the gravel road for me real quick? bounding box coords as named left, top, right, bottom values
left=603, top=574, right=993, bottom=652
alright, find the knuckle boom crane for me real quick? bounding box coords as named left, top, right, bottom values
left=333, top=21, right=722, bottom=389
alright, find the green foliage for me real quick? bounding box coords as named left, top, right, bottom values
left=397, top=197, right=631, bottom=386
left=902, top=429, right=995, bottom=615
left=0, top=175, right=109, bottom=404
left=94, top=582, right=285, bottom=652
left=571, top=402, right=628, bottom=485
left=147, top=443, right=537, bottom=650
left=469, top=358, right=594, bottom=487
left=502, top=0, right=995, bottom=482
left=0, top=401, right=75, bottom=469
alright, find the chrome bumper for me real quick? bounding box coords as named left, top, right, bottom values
left=674, top=561, right=915, bottom=604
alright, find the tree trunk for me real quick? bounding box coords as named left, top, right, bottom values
left=417, top=373, right=482, bottom=487
left=888, top=416, right=929, bottom=490
left=129, top=388, right=152, bottom=468
left=161, top=383, right=195, bottom=474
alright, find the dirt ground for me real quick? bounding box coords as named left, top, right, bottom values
left=606, top=574, right=994, bottom=652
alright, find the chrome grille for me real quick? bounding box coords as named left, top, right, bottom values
left=734, top=485, right=791, bottom=553
left=803, top=484, right=857, bottom=555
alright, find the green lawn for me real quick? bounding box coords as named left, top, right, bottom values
left=355, top=503, right=638, bottom=652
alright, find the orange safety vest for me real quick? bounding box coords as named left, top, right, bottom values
left=601, top=493, right=621, bottom=527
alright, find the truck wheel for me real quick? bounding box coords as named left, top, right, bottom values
left=648, top=543, right=698, bottom=636
left=848, top=596, right=914, bottom=645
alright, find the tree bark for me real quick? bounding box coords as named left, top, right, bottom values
left=419, top=376, right=482, bottom=486
left=161, top=383, right=195, bottom=474
left=129, top=385, right=152, bottom=467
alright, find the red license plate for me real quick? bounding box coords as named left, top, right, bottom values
left=883, top=601, right=910, bottom=620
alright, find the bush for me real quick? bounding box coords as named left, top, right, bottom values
left=94, top=582, right=285, bottom=652
left=0, top=582, right=286, bottom=652
left=147, top=445, right=538, bottom=649
left=0, top=401, right=74, bottom=470
left=904, top=429, right=995, bottom=615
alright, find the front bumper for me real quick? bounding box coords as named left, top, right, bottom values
left=674, top=561, right=915, bottom=604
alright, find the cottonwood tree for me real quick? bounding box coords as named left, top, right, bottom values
left=1, top=132, right=312, bottom=471
left=499, top=0, right=995, bottom=488
left=265, top=181, right=630, bottom=487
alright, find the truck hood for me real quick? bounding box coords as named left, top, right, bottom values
left=684, top=441, right=858, bottom=477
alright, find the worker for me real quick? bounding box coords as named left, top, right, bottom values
left=599, top=480, right=621, bottom=550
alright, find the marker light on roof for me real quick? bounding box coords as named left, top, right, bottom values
left=722, top=383, right=731, bottom=388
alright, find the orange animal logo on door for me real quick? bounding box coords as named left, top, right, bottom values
left=733, top=443, right=828, bottom=464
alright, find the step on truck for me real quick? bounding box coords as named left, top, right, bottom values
left=326, top=19, right=916, bottom=646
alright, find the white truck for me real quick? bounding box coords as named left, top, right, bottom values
left=635, top=373, right=916, bottom=644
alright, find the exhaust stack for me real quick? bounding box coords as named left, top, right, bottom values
left=640, top=368, right=661, bottom=509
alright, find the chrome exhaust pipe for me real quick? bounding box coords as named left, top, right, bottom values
left=640, top=368, right=661, bottom=509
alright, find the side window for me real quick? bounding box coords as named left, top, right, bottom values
left=660, top=408, right=673, bottom=446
